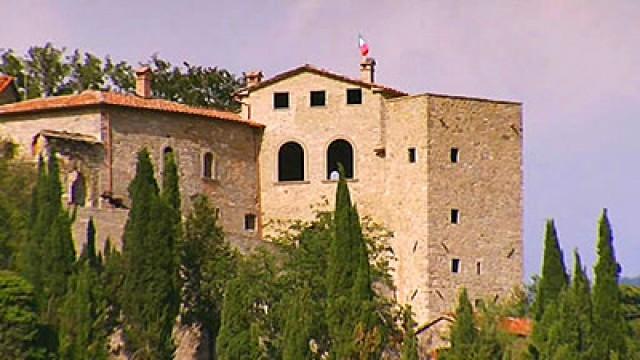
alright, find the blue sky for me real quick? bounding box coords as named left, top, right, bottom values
left=2, top=0, right=639, bottom=278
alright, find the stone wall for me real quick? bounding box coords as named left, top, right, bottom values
left=72, top=207, right=129, bottom=253
left=107, top=107, right=262, bottom=249
left=245, top=72, right=389, bottom=236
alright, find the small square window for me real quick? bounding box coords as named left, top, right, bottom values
left=408, top=148, right=417, bottom=163
left=450, top=148, right=460, bottom=163
left=346, top=88, right=362, bottom=104
left=244, top=214, right=256, bottom=231
left=310, top=91, right=326, bottom=107
left=451, top=258, right=460, bottom=273
left=451, top=209, right=460, bottom=224
left=273, top=92, right=289, bottom=109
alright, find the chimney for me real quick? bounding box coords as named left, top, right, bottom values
left=135, top=66, right=152, bottom=98
left=360, top=57, right=376, bottom=83
left=244, top=70, right=264, bottom=87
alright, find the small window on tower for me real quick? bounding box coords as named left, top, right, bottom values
left=451, top=258, right=460, bottom=273
left=244, top=214, right=256, bottom=231
left=451, top=209, right=460, bottom=224
left=273, top=92, right=289, bottom=109
left=346, top=88, right=362, bottom=104
left=450, top=147, right=460, bottom=163
left=310, top=91, right=326, bottom=107
left=408, top=148, right=417, bottom=163
left=476, top=261, right=481, bottom=275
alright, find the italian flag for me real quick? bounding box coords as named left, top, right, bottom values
left=358, top=34, right=369, bottom=57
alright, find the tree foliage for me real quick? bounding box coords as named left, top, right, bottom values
left=120, top=149, right=179, bottom=359
left=534, top=219, right=568, bottom=321
left=0, top=44, right=244, bottom=111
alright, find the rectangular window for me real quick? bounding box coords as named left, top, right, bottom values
left=476, top=261, right=481, bottom=275
left=273, top=92, right=289, bottom=109
left=346, top=88, right=362, bottom=104
left=450, top=147, right=460, bottom=163
left=451, top=258, right=460, bottom=273
left=451, top=209, right=460, bottom=224
left=244, top=214, right=256, bottom=231
left=408, top=148, right=417, bottom=163
left=310, top=90, right=326, bottom=107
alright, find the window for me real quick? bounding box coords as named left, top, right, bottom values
left=310, top=90, right=326, bottom=107
left=346, top=88, right=362, bottom=104
left=327, top=139, right=354, bottom=179
left=476, top=261, right=481, bottom=275
left=278, top=141, right=304, bottom=181
left=451, top=258, right=460, bottom=273
left=203, top=152, right=214, bottom=179
left=70, top=171, right=86, bottom=206
left=451, top=209, right=460, bottom=224
left=450, top=147, right=459, bottom=163
left=244, top=214, right=256, bottom=231
left=408, top=148, right=417, bottom=163
left=273, top=92, right=289, bottom=109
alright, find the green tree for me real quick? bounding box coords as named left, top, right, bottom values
left=447, top=288, right=478, bottom=360
left=120, top=149, right=179, bottom=359
left=400, top=306, right=419, bottom=360
left=0, top=271, right=44, bottom=359
left=180, top=195, right=235, bottom=355
left=534, top=219, right=568, bottom=321
left=216, top=250, right=278, bottom=360
left=58, top=260, right=108, bottom=360
left=591, top=209, right=627, bottom=358
left=65, top=50, right=105, bottom=93
left=282, top=285, right=314, bottom=360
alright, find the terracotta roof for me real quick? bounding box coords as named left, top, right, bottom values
left=0, top=90, right=264, bottom=128
left=0, top=76, right=16, bottom=94
left=241, top=64, right=408, bottom=97
left=36, top=129, right=101, bottom=144
left=499, top=317, right=533, bottom=337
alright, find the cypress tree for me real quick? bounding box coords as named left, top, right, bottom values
left=0, top=271, right=44, bottom=359
left=534, top=219, right=568, bottom=320
left=568, top=250, right=593, bottom=358
left=161, top=151, right=180, bottom=213
left=400, top=306, right=419, bottom=360
left=180, top=195, right=234, bottom=355
left=79, top=217, right=99, bottom=270
left=58, top=260, right=107, bottom=360
left=120, top=149, right=179, bottom=359
left=591, top=209, right=627, bottom=358
left=447, top=288, right=478, bottom=360
left=282, top=285, right=314, bottom=360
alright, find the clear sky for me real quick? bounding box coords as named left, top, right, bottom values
left=2, top=0, right=639, bottom=279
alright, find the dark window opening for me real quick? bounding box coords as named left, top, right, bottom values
left=451, top=258, right=460, bottom=273
left=244, top=214, right=256, bottom=231
left=476, top=261, right=481, bottom=275
left=278, top=141, right=305, bottom=181
left=162, top=146, right=174, bottom=170
left=408, top=148, right=417, bottom=163
left=451, top=209, right=460, bottom=224
left=273, top=92, right=289, bottom=109
left=214, top=207, right=221, bottom=219
left=327, top=139, right=354, bottom=179
left=475, top=299, right=484, bottom=308
left=346, top=88, right=362, bottom=104
left=310, top=91, right=326, bottom=107
left=203, top=152, right=214, bottom=179
left=450, top=147, right=459, bottom=163
left=70, top=172, right=86, bottom=206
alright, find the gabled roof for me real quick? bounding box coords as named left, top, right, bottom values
left=0, top=90, right=264, bottom=128
left=35, top=129, right=101, bottom=144
left=242, top=64, right=408, bottom=97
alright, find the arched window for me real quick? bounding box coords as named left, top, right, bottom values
left=162, top=146, right=174, bottom=170
left=70, top=171, right=86, bottom=206
left=203, top=152, right=215, bottom=179
left=278, top=141, right=304, bottom=182
left=327, top=139, right=354, bottom=179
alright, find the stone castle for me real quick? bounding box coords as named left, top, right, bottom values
left=0, top=59, right=523, bottom=349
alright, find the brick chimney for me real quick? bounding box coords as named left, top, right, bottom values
left=360, top=58, right=376, bottom=83
left=244, top=71, right=263, bottom=87
left=135, top=66, right=152, bottom=98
